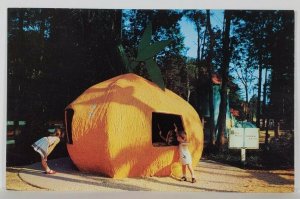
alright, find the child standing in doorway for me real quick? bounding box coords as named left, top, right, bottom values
left=174, top=124, right=196, bottom=183
left=32, top=128, right=63, bottom=174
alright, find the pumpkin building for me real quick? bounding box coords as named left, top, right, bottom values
left=65, top=73, right=203, bottom=179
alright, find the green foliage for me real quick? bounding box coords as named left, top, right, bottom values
left=7, top=9, right=124, bottom=121
left=7, top=9, right=294, bottom=160
left=268, top=131, right=294, bottom=166
left=145, top=58, right=165, bottom=89
left=203, top=135, right=294, bottom=169
left=231, top=10, right=294, bottom=129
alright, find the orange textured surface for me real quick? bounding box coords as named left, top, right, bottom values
left=65, top=73, right=203, bottom=178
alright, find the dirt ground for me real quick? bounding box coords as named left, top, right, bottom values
left=5, top=158, right=294, bottom=192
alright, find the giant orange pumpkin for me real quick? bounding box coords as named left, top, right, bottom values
left=65, top=73, right=203, bottom=179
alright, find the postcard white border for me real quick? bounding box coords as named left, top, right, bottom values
left=1, top=0, right=299, bottom=198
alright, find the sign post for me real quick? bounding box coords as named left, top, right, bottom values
left=229, top=127, right=259, bottom=164
left=241, top=148, right=246, bottom=165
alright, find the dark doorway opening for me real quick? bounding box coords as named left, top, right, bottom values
left=65, top=109, right=74, bottom=144
left=152, top=112, right=184, bottom=147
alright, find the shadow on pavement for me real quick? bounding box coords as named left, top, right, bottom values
left=247, top=171, right=294, bottom=185
left=144, top=178, right=235, bottom=192
left=6, top=167, right=21, bottom=174
left=20, top=169, right=151, bottom=191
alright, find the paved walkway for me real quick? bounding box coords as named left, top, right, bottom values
left=8, top=158, right=294, bottom=192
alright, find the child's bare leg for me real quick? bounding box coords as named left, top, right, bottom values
left=180, top=164, right=187, bottom=181
left=187, top=164, right=195, bottom=177
left=187, top=164, right=196, bottom=183
left=41, top=157, right=50, bottom=172
left=182, top=165, right=187, bottom=177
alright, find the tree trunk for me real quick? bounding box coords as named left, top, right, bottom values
left=200, top=25, right=207, bottom=61
left=206, top=10, right=215, bottom=146
left=262, top=68, right=268, bottom=129
left=196, top=24, right=201, bottom=66
left=112, top=9, right=122, bottom=43
left=264, top=117, right=270, bottom=146
left=245, top=84, right=249, bottom=104
left=256, top=55, right=263, bottom=128
left=15, top=9, right=25, bottom=119
left=187, top=88, right=191, bottom=102
left=39, top=9, right=47, bottom=66
left=186, top=65, right=191, bottom=102
left=216, top=10, right=232, bottom=149
left=274, top=119, right=280, bottom=138
left=244, top=83, right=249, bottom=121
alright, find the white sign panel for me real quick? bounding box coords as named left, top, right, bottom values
left=244, top=128, right=259, bottom=149
left=229, top=128, right=244, bottom=148
left=229, top=128, right=259, bottom=149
